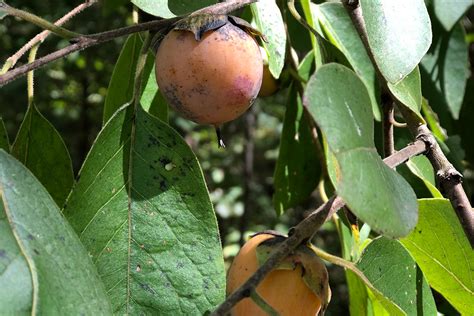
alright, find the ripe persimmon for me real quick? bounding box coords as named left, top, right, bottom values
left=227, top=233, right=330, bottom=315
left=155, top=16, right=263, bottom=134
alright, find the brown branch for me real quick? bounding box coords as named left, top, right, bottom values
left=211, top=140, right=428, bottom=315
left=0, top=0, right=257, bottom=87
left=382, top=93, right=395, bottom=157
left=342, top=0, right=474, bottom=247
left=1, top=1, right=97, bottom=73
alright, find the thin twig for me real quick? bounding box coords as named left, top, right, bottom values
left=211, top=140, right=428, bottom=315
left=341, top=0, right=474, bottom=247
left=382, top=94, right=395, bottom=157
left=0, top=0, right=257, bottom=87
left=1, top=1, right=97, bottom=73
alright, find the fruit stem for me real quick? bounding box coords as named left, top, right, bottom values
left=215, top=126, right=226, bottom=148
left=249, top=291, right=280, bottom=316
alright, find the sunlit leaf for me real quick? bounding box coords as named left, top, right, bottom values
left=251, top=0, right=286, bottom=78
left=141, top=54, right=169, bottom=122
left=401, top=199, right=474, bottom=314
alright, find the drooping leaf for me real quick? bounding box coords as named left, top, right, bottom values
left=405, top=156, right=442, bottom=198
left=0, top=117, right=9, bottom=151
left=387, top=66, right=424, bottom=123
left=315, top=2, right=381, bottom=121
left=433, top=0, right=472, bottom=31
left=103, top=34, right=142, bottom=124
left=11, top=105, right=74, bottom=207
left=421, top=22, right=468, bottom=120
left=0, top=150, right=112, bottom=315
left=141, top=54, right=169, bottom=122
left=251, top=0, right=286, bottom=78
left=273, top=86, right=320, bottom=215
left=131, top=0, right=217, bottom=18
left=357, top=237, right=437, bottom=315
left=360, top=0, right=432, bottom=83
left=305, top=63, right=418, bottom=238
left=64, top=105, right=225, bottom=314
left=401, top=199, right=474, bottom=314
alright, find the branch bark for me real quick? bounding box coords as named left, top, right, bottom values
left=0, top=0, right=257, bottom=87
left=211, top=140, right=428, bottom=315
left=342, top=0, right=474, bottom=247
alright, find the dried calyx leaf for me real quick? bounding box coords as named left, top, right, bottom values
left=172, top=14, right=265, bottom=42
left=256, top=236, right=332, bottom=314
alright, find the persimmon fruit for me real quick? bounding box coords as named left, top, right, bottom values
left=155, top=18, right=263, bottom=129
left=227, top=233, right=327, bottom=316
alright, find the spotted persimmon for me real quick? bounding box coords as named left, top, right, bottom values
left=155, top=15, right=263, bottom=135
left=227, top=232, right=330, bottom=316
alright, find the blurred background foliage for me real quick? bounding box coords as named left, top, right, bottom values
left=1, top=1, right=473, bottom=314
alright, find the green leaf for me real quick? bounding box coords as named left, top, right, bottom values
left=405, top=156, right=442, bottom=198
left=131, top=0, right=217, bottom=18
left=315, top=2, right=381, bottom=121
left=433, top=0, right=472, bottom=31
left=141, top=54, right=169, bottom=122
left=305, top=63, right=418, bottom=237
left=11, top=105, right=74, bottom=207
left=387, top=66, right=424, bottom=123
left=401, top=199, right=474, bottom=314
left=103, top=34, right=142, bottom=124
left=360, top=0, right=432, bottom=83
left=357, top=237, right=437, bottom=315
left=421, top=22, right=468, bottom=120
left=273, top=85, right=320, bottom=215
left=0, top=1, right=7, bottom=19
left=64, top=105, right=225, bottom=314
left=0, top=117, right=9, bottom=152
left=251, top=0, right=286, bottom=78
left=0, top=150, right=112, bottom=315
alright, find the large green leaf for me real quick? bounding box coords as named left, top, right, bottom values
left=401, top=199, right=474, bottom=314
left=103, top=34, right=142, bottom=124
left=387, top=66, right=424, bottom=123
left=360, top=0, right=432, bottom=83
left=357, top=237, right=436, bottom=315
left=131, top=0, right=217, bottom=18
left=305, top=63, right=417, bottom=237
left=421, top=22, right=468, bottom=120
left=11, top=105, right=73, bottom=207
left=433, top=0, right=472, bottom=31
left=0, top=150, right=111, bottom=315
left=315, top=2, right=381, bottom=121
left=0, top=117, right=8, bottom=151
left=64, top=105, right=225, bottom=314
left=251, top=0, right=286, bottom=78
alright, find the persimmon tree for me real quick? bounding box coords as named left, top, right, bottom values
left=0, top=0, right=473, bottom=315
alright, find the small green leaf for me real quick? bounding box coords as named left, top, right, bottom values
left=357, top=237, right=437, bottom=315
left=64, top=105, right=225, bottom=314
left=0, top=150, right=112, bottom=315
left=406, top=156, right=442, bottom=198
left=103, top=34, right=142, bottom=124
left=141, top=54, right=169, bottom=122
left=421, top=22, right=468, bottom=120
left=433, top=0, right=472, bottom=31
left=360, top=0, right=432, bottom=83
left=387, top=66, right=424, bottom=123
left=273, top=85, right=321, bottom=215
left=0, top=1, right=8, bottom=19
left=305, top=64, right=418, bottom=237
left=0, top=117, right=9, bottom=152
left=131, top=0, right=217, bottom=18
left=401, top=199, right=474, bottom=314
left=251, top=0, right=286, bottom=78
left=315, top=2, right=381, bottom=121
left=11, top=105, right=74, bottom=207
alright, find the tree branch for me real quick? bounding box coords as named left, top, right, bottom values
left=382, top=93, right=395, bottom=157
left=342, top=0, right=474, bottom=247
left=211, top=140, right=428, bottom=315
left=0, top=0, right=257, bottom=87
left=1, top=1, right=97, bottom=74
